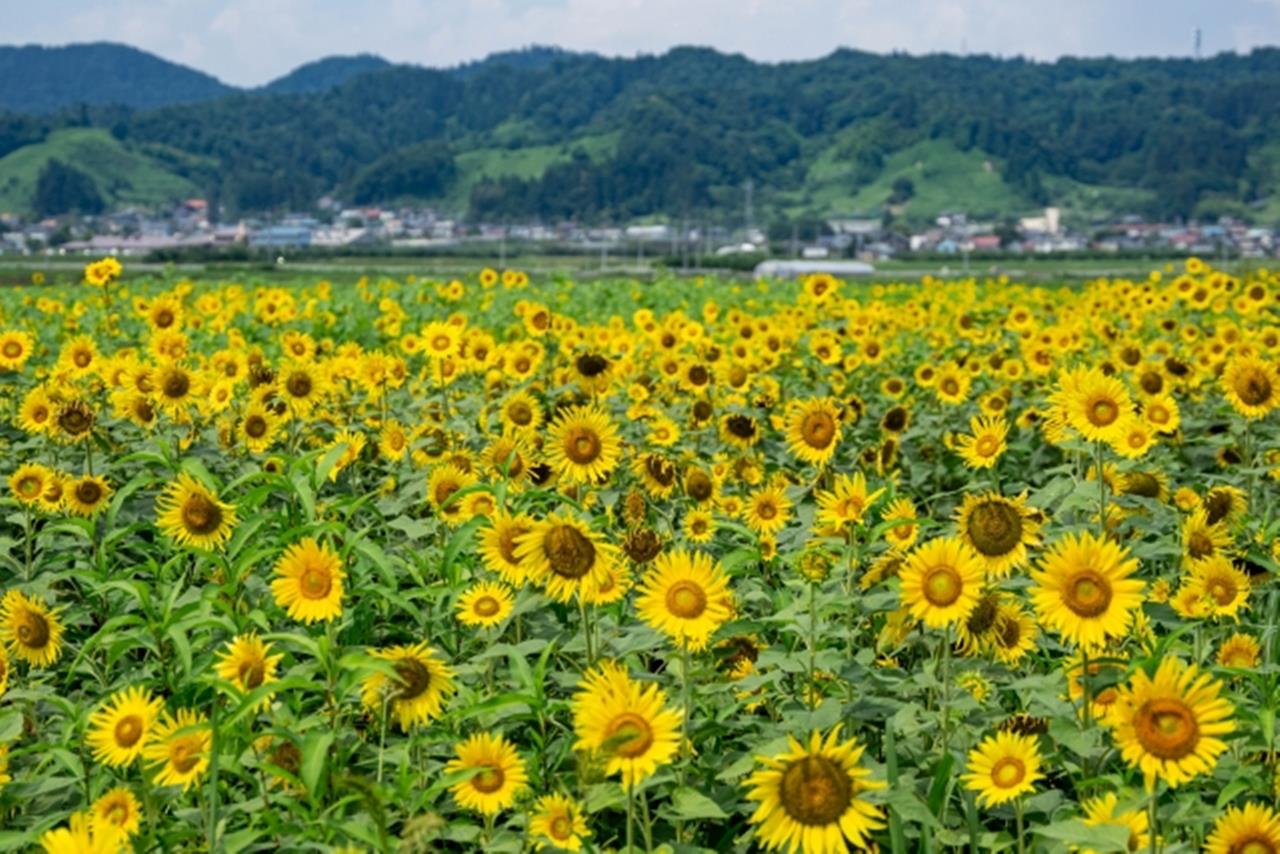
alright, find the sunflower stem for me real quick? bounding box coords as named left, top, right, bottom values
left=22, top=504, right=34, bottom=580
left=578, top=597, right=595, bottom=668
left=1014, top=798, right=1026, bottom=854
left=638, top=784, right=654, bottom=853
left=376, top=694, right=389, bottom=785
left=625, top=779, right=636, bottom=853
left=208, top=694, right=221, bottom=852
left=1148, top=783, right=1159, bottom=854
left=677, top=640, right=693, bottom=843
left=1080, top=647, right=1093, bottom=729
left=940, top=624, right=953, bottom=759
left=807, top=578, right=819, bottom=709
left=1094, top=440, right=1107, bottom=537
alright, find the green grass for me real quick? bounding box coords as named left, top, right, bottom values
left=445, top=132, right=619, bottom=208
left=0, top=128, right=201, bottom=215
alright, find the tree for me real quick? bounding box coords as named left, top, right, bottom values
left=888, top=177, right=915, bottom=205
left=33, top=160, right=104, bottom=216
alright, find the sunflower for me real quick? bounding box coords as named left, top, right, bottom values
left=87, top=686, right=164, bottom=767
left=239, top=404, right=283, bottom=453
left=144, top=708, right=211, bottom=791
left=1221, top=354, right=1280, bottom=419
left=0, top=329, right=34, bottom=371
left=515, top=512, right=620, bottom=603
left=155, top=472, right=237, bottom=550
left=899, top=537, right=986, bottom=628
left=151, top=364, right=197, bottom=415
left=635, top=548, right=734, bottom=651
left=1056, top=367, right=1134, bottom=443
left=720, top=413, right=762, bottom=449
left=1205, top=802, right=1280, bottom=854
left=54, top=399, right=95, bottom=443
left=961, top=730, right=1043, bottom=806
left=545, top=404, right=621, bottom=484
left=684, top=508, right=716, bottom=543
left=456, top=581, right=514, bottom=627
left=276, top=361, right=330, bottom=414
left=528, top=793, right=591, bottom=851
left=0, top=589, right=63, bottom=667
left=426, top=463, right=478, bottom=526
left=360, top=641, right=456, bottom=731
left=1029, top=531, right=1144, bottom=649
left=814, top=472, right=884, bottom=533
left=1217, top=632, right=1262, bottom=669
left=499, top=390, right=543, bottom=433
left=1203, top=485, right=1247, bottom=526
left=445, top=731, right=528, bottom=815
left=955, top=415, right=1008, bottom=469
left=9, top=462, right=51, bottom=505
left=989, top=600, right=1038, bottom=666
left=214, top=634, right=281, bottom=706
left=955, top=491, right=1041, bottom=579
left=1077, top=792, right=1149, bottom=852
left=745, top=484, right=792, bottom=536
left=90, top=786, right=143, bottom=838
left=785, top=397, right=844, bottom=466
left=572, top=660, right=682, bottom=787
left=270, top=537, right=345, bottom=623
left=744, top=726, right=885, bottom=853
left=38, top=811, right=123, bottom=853
left=881, top=497, right=919, bottom=552
left=483, top=433, right=532, bottom=485
left=38, top=471, right=69, bottom=513
left=18, top=386, right=55, bottom=435
left=66, top=475, right=111, bottom=517
left=1181, top=508, right=1233, bottom=568
left=934, top=363, right=971, bottom=404
left=633, top=453, right=679, bottom=498
left=1109, top=657, right=1234, bottom=787
left=1141, top=393, right=1181, bottom=434
left=479, top=512, right=535, bottom=585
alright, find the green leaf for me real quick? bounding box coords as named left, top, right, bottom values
left=1033, top=819, right=1130, bottom=851
left=301, top=731, right=334, bottom=799
left=669, top=787, right=729, bottom=819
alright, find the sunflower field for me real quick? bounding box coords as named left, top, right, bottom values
left=1, top=257, right=1280, bottom=853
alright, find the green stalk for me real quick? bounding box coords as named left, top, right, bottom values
left=1014, top=798, right=1026, bottom=854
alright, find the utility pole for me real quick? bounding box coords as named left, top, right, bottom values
left=744, top=180, right=754, bottom=241
left=1194, top=27, right=1202, bottom=60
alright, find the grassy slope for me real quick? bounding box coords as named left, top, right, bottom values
left=444, top=132, right=620, bottom=209
left=0, top=128, right=201, bottom=215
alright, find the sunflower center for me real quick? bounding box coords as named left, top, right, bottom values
left=1125, top=473, right=1161, bottom=498
left=1234, top=837, right=1277, bottom=854
left=17, top=610, right=50, bottom=648
left=163, top=371, right=190, bottom=399
left=726, top=415, right=757, bottom=439
left=1088, top=397, right=1120, bottom=427
left=286, top=373, right=312, bottom=398
left=114, top=715, right=143, bottom=748
left=498, top=524, right=527, bottom=565
left=990, top=756, right=1026, bottom=789
left=432, top=335, right=452, bottom=352
left=1133, top=698, right=1199, bottom=760
left=58, top=403, right=93, bottom=436
left=923, top=566, right=963, bottom=607
left=508, top=403, right=533, bottom=426
left=15, top=475, right=42, bottom=498
left=473, top=596, right=500, bottom=618
left=544, top=525, right=596, bottom=579
left=995, top=614, right=1023, bottom=649
left=967, top=500, right=1022, bottom=556
left=1064, top=570, right=1113, bottom=617
left=646, top=456, right=676, bottom=486
left=665, top=580, right=708, bottom=619
left=576, top=353, right=608, bottom=377
left=941, top=379, right=960, bottom=396
left=778, top=754, right=853, bottom=826
left=2, top=341, right=21, bottom=358
left=73, top=350, right=92, bottom=368
left=1207, top=578, right=1237, bottom=606
left=1237, top=371, right=1273, bottom=406
left=548, top=815, right=573, bottom=840
left=975, top=436, right=1001, bottom=457
left=393, top=658, right=431, bottom=701
left=154, top=309, right=175, bottom=328
left=238, top=660, right=266, bottom=689
left=884, top=408, right=908, bottom=431
left=299, top=565, right=333, bottom=599
left=966, top=594, right=1000, bottom=635
left=245, top=415, right=268, bottom=438
left=1188, top=532, right=1215, bottom=560
left=104, top=801, right=129, bottom=824
left=181, top=494, right=223, bottom=535
left=801, top=411, right=837, bottom=449
left=565, top=429, right=602, bottom=465
left=686, top=471, right=713, bottom=501
left=76, top=480, right=103, bottom=506
left=171, top=739, right=201, bottom=773
left=605, top=712, right=654, bottom=758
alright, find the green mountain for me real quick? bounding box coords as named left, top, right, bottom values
left=0, top=43, right=235, bottom=113
left=2, top=44, right=1280, bottom=223
left=262, top=55, right=393, bottom=95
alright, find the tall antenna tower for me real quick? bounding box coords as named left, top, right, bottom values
left=1195, top=27, right=1202, bottom=59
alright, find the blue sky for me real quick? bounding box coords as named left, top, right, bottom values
left=7, top=0, right=1280, bottom=86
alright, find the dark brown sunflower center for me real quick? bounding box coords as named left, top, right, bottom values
left=1124, top=472, right=1161, bottom=498
left=565, top=429, right=602, bottom=465
left=941, top=379, right=960, bottom=396
left=1207, top=577, right=1238, bottom=606
left=883, top=407, right=908, bottom=432
left=645, top=456, right=676, bottom=487
left=16, top=608, right=49, bottom=649
left=154, top=309, right=175, bottom=328
left=471, top=765, right=505, bottom=794
left=286, top=373, right=313, bottom=398
left=686, top=471, right=713, bottom=501
left=508, top=403, right=533, bottom=426
left=299, top=566, right=333, bottom=599
left=76, top=480, right=103, bottom=506
left=778, top=754, right=853, bottom=826
left=756, top=500, right=778, bottom=520
left=605, top=712, right=654, bottom=758
left=692, top=400, right=713, bottom=422
left=1204, top=492, right=1233, bottom=525
left=576, top=353, right=609, bottom=377
left=1088, top=397, right=1120, bottom=427
left=966, top=594, right=1001, bottom=636
left=1236, top=371, right=1273, bottom=406
left=1065, top=570, right=1113, bottom=617
left=995, top=614, right=1023, bottom=649
left=498, top=524, right=527, bottom=565
left=170, top=739, right=201, bottom=773
left=58, top=402, right=93, bottom=436
left=990, top=756, right=1026, bottom=788
left=114, top=715, right=143, bottom=748
left=967, top=500, right=1022, bottom=556
left=181, top=494, right=223, bottom=535
left=162, top=371, right=190, bottom=399
left=725, top=415, right=757, bottom=439
left=801, top=411, right=837, bottom=449
left=687, top=365, right=710, bottom=386
left=473, top=596, right=500, bottom=618
left=548, top=815, right=573, bottom=840
left=544, top=525, right=596, bottom=579
left=923, top=566, right=963, bottom=607
left=393, top=658, right=431, bottom=701
left=1, top=341, right=21, bottom=358
left=1133, top=698, right=1199, bottom=760
left=244, top=415, right=268, bottom=438
left=1188, top=532, right=1216, bottom=560
left=238, top=660, right=266, bottom=689
left=665, top=580, right=708, bottom=619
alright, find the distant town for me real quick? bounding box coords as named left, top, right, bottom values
left=1, top=198, right=1275, bottom=267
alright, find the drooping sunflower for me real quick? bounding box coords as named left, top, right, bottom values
left=90, top=786, right=143, bottom=838
left=8, top=463, right=51, bottom=505
left=445, top=731, right=528, bottom=816
left=633, top=453, right=679, bottom=498
left=961, top=730, right=1043, bottom=806
left=1204, top=802, right=1280, bottom=854
left=1029, top=531, right=1144, bottom=649
left=0, top=589, right=63, bottom=667
left=1187, top=555, right=1250, bottom=620
left=479, top=512, right=535, bottom=585
left=1202, top=485, right=1247, bottom=526
left=1078, top=791, right=1149, bottom=852
left=785, top=397, right=844, bottom=466
left=955, top=415, right=1008, bottom=469
left=1220, top=354, right=1280, bottom=419
left=635, top=548, right=734, bottom=651
left=814, top=472, right=885, bottom=533
left=515, top=512, right=620, bottom=603
left=1109, top=657, right=1234, bottom=788
left=86, top=685, right=164, bottom=767
left=1217, top=632, right=1262, bottom=669
left=955, top=491, right=1041, bottom=579
left=360, top=641, right=456, bottom=731
left=720, top=413, right=762, bottom=449
left=214, top=634, right=282, bottom=705
left=155, top=472, right=237, bottom=550
left=571, top=660, right=682, bottom=787
left=545, top=403, right=622, bottom=484
left=745, top=484, right=792, bottom=536
left=66, top=475, right=111, bottom=517
left=270, top=537, right=345, bottom=623
left=456, top=581, right=514, bottom=628
left=898, top=537, right=986, bottom=628
left=144, top=708, right=211, bottom=791
left=989, top=600, right=1038, bottom=666
left=744, top=725, right=886, bottom=853
left=528, top=793, right=591, bottom=852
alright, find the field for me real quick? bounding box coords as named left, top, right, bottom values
left=0, top=257, right=1279, bottom=853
